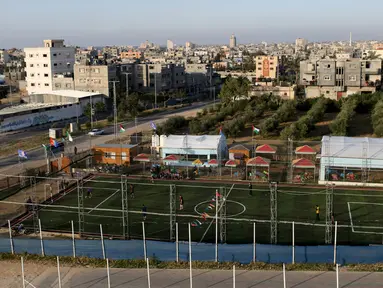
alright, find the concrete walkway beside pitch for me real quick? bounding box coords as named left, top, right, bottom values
left=31, top=268, right=383, bottom=288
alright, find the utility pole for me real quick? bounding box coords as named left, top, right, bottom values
left=110, top=81, right=119, bottom=139
left=90, top=95, right=94, bottom=129
left=154, top=72, right=157, bottom=109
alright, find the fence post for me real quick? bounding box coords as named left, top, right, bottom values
left=283, top=263, right=286, bottom=288
left=146, top=258, right=151, bottom=288
left=100, top=224, right=106, bottom=260
left=38, top=219, right=45, bottom=256
left=215, top=189, right=218, bottom=263
left=336, top=263, right=339, bottom=288
left=176, top=222, right=179, bottom=262
left=21, top=256, right=26, bottom=288
left=253, top=222, right=256, bottom=262
left=142, top=221, right=147, bottom=259
left=292, top=221, right=295, bottom=264
left=8, top=220, right=14, bottom=254
left=71, top=220, right=76, bottom=257
left=334, top=221, right=338, bottom=265
left=233, top=265, right=236, bottom=288
left=106, top=258, right=111, bottom=288
left=57, top=256, right=62, bottom=288
left=189, top=222, right=192, bottom=288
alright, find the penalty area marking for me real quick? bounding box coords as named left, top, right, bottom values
left=348, top=201, right=383, bottom=235
left=194, top=200, right=246, bottom=218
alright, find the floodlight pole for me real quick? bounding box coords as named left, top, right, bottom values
left=270, top=182, right=278, bottom=244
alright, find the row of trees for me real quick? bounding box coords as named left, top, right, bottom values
left=280, top=97, right=328, bottom=140
left=260, top=101, right=296, bottom=136
left=330, top=98, right=358, bottom=135
left=372, top=101, right=383, bottom=137
left=155, top=116, right=188, bottom=135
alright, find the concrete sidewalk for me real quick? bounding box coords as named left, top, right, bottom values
left=30, top=268, right=383, bottom=288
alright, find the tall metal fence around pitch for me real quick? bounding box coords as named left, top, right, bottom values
left=3, top=176, right=383, bottom=246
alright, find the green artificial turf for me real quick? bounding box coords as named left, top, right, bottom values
left=21, top=177, right=383, bottom=245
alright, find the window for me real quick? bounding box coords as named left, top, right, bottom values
left=31, top=83, right=35, bottom=87
left=30, top=64, right=34, bottom=67
left=79, top=68, right=85, bottom=73
left=54, top=63, right=57, bottom=67
left=66, top=83, right=71, bottom=88
left=55, top=83, right=61, bottom=88
left=67, top=63, right=71, bottom=67
left=258, top=62, right=262, bottom=65
left=270, top=67, right=274, bottom=70
left=326, top=91, right=330, bottom=94
left=323, top=75, right=331, bottom=81
left=80, top=79, right=86, bottom=83
left=366, top=61, right=371, bottom=69
left=111, top=152, right=116, bottom=160
left=30, top=73, right=35, bottom=77
left=348, top=75, right=356, bottom=81
left=53, top=53, right=57, bottom=57
left=93, top=79, right=101, bottom=84
left=44, top=83, right=49, bottom=87
left=44, top=64, right=48, bottom=67
left=95, top=68, right=100, bottom=73
left=44, top=74, right=49, bottom=77
left=43, top=54, right=47, bottom=57
left=270, top=62, right=274, bottom=65
left=29, top=54, right=33, bottom=58
left=121, top=152, right=127, bottom=161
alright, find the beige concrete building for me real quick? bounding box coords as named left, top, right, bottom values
left=300, top=59, right=382, bottom=99
left=74, top=64, right=117, bottom=97
left=229, top=34, right=237, bottom=48
left=120, top=51, right=143, bottom=60
left=255, top=56, right=279, bottom=79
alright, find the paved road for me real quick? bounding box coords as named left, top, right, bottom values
left=30, top=268, right=383, bottom=288
left=0, top=102, right=211, bottom=173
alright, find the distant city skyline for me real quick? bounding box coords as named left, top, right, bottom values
left=2, top=0, right=383, bottom=48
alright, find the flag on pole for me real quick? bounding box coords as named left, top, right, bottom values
left=18, top=149, right=27, bottom=159
left=252, top=125, right=260, bottom=134
left=49, top=138, right=59, bottom=148
left=119, top=124, right=126, bottom=133
left=66, top=131, right=73, bottom=142
left=150, top=122, right=157, bottom=130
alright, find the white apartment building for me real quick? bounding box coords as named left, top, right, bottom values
left=24, top=39, right=75, bottom=94
left=167, top=40, right=175, bottom=51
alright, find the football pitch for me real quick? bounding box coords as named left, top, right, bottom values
left=21, top=176, right=383, bottom=245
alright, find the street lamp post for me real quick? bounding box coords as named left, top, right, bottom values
left=123, top=73, right=131, bottom=100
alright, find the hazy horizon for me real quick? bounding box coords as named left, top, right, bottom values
left=2, top=0, right=383, bottom=48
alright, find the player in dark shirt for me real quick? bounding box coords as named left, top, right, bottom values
left=179, top=195, right=184, bottom=210
left=142, top=204, right=147, bottom=221
left=130, top=184, right=135, bottom=199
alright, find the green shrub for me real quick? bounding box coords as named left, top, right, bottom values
left=85, top=122, right=91, bottom=129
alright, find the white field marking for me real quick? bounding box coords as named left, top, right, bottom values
left=83, top=186, right=119, bottom=191
left=41, top=209, right=122, bottom=219
left=347, top=202, right=355, bottom=232
left=348, top=201, right=383, bottom=235
left=194, top=200, right=246, bottom=218
left=88, top=189, right=120, bottom=214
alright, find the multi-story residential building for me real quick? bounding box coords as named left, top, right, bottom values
left=120, top=51, right=143, bottom=60
left=73, top=64, right=117, bottom=97
left=300, top=59, right=382, bottom=99
left=185, top=42, right=195, bottom=51
left=0, top=50, right=10, bottom=64
left=230, top=34, right=237, bottom=48
left=167, top=40, right=175, bottom=51
left=102, top=46, right=120, bottom=58
left=24, top=39, right=75, bottom=94
left=255, top=56, right=279, bottom=80
left=295, top=38, right=308, bottom=53
left=185, top=63, right=215, bottom=94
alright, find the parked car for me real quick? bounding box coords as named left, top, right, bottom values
left=88, top=129, right=104, bottom=136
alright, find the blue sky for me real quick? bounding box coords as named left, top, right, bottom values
left=2, top=0, right=383, bottom=48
